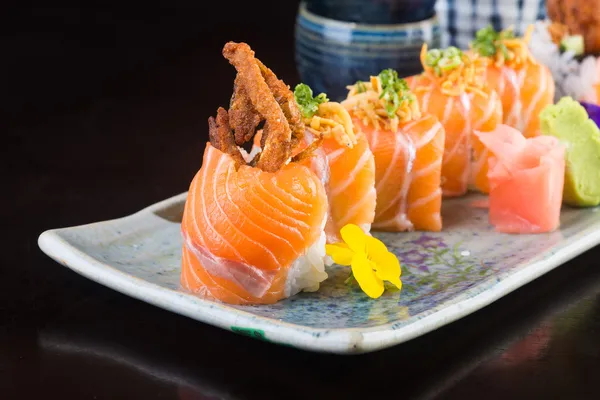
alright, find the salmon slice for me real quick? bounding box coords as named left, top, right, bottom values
left=474, top=125, right=566, bottom=234
left=512, top=62, right=555, bottom=138
left=321, top=132, right=376, bottom=241
left=409, top=75, right=501, bottom=197
left=479, top=63, right=521, bottom=128
left=250, top=130, right=342, bottom=241
left=469, top=88, right=504, bottom=193
left=464, top=49, right=521, bottom=129
left=181, top=144, right=328, bottom=305
left=469, top=26, right=555, bottom=139
left=357, top=114, right=445, bottom=231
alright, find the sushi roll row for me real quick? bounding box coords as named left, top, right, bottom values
left=181, top=30, right=600, bottom=304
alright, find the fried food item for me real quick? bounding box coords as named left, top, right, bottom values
left=208, top=42, right=312, bottom=173
left=256, top=59, right=305, bottom=146
left=547, top=21, right=570, bottom=46
left=546, top=0, right=600, bottom=54
left=229, top=76, right=260, bottom=146
left=223, top=42, right=293, bottom=172
left=208, top=107, right=245, bottom=167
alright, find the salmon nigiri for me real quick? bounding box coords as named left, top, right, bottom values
left=470, top=25, right=555, bottom=138
left=408, top=46, right=503, bottom=196
left=181, top=42, right=329, bottom=305
left=343, top=69, right=446, bottom=231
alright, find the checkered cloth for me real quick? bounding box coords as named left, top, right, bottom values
left=435, top=0, right=547, bottom=49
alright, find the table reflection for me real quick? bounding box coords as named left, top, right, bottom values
left=37, top=256, right=600, bottom=400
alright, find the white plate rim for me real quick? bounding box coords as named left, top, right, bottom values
left=38, top=192, right=600, bottom=354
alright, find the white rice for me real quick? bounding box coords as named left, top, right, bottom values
left=284, top=215, right=329, bottom=297
left=529, top=19, right=600, bottom=102
left=239, top=146, right=261, bottom=163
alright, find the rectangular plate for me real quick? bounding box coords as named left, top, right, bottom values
left=38, top=193, right=600, bottom=354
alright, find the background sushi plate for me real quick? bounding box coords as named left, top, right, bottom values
left=38, top=193, right=600, bottom=354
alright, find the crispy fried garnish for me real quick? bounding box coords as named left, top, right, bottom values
left=207, top=42, right=315, bottom=172
left=256, top=59, right=305, bottom=146
left=548, top=22, right=570, bottom=46
left=547, top=0, right=600, bottom=54
left=223, top=42, right=293, bottom=172
left=208, top=107, right=245, bottom=167
left=229, top=76, right=261, bottom=145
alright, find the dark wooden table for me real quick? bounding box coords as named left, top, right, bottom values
left=3, top=3, right=600, bottom=399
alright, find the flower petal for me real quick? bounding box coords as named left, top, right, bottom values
left=366, top=236, right=399, bottom=269
left=386, top=276, right=403, bottom=291
left=351, top=252, right=384, bottom=299
left=340, top=224, right=367, bottom=253
left=373, top=250, right=402, bottom=289
left=325, top=243, right=354, bottom=266
left=365, top=235, right=389, bottom=261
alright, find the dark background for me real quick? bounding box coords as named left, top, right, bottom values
left=3, top=2, right=600, bottom=399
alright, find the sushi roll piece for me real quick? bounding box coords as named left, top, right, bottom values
left=474, top=124, right=566, bottom=234
left=252, top=83, right=378, bottom=243
left=181, top=42, right=329, bottom=305
left=408, top=46, right=503, bottom=196
left=293, top=83, right=377, bottom=242
left=343, top=69, right=446, bottom=232
left=470, top=25, right=555, bottom=138
left=319, top=122, right=376, bottom=241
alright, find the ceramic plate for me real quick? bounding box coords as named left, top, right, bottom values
left=38, top=193, right=600, bottom=354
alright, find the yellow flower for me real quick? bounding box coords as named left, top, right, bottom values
left=325, top=224, right=402, bottom=299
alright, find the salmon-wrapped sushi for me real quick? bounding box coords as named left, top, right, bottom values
left=250, top=84, right=377, bottom=243
left=181, top=42, right=330, bottom=305
left=470, top=25, right=555, bottom=138
left=343, top=69, right=446, bottom=232
left=408, top=46, right=503, bottom=196
left=295, top=84, right=376, bottom=241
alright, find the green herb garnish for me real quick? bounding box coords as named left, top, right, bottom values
left=294, top=83, right=329, bottom=119
left=377, top=68, right=413, bottom=118
left=425, top=46, right=464, bottom=76
left=356, top=80, right=367, bottom=93
left=471, top=25, right=515, bottom=58
left=560, top=34, right=585, bottom=56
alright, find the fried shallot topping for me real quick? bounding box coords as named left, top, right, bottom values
left=294, top=83, right=356, bottom=148
left=470, top=25, right=537, bottom=69
left=343, top=69, right=421, bottom=132
left=418, top=44, right=488, bottom=98
left=208, top=42, right=312, bottom=172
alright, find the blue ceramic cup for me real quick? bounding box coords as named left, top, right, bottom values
left=295, top=1, right=441, bottom=101
left=305, top=0, right=438, bottom=24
